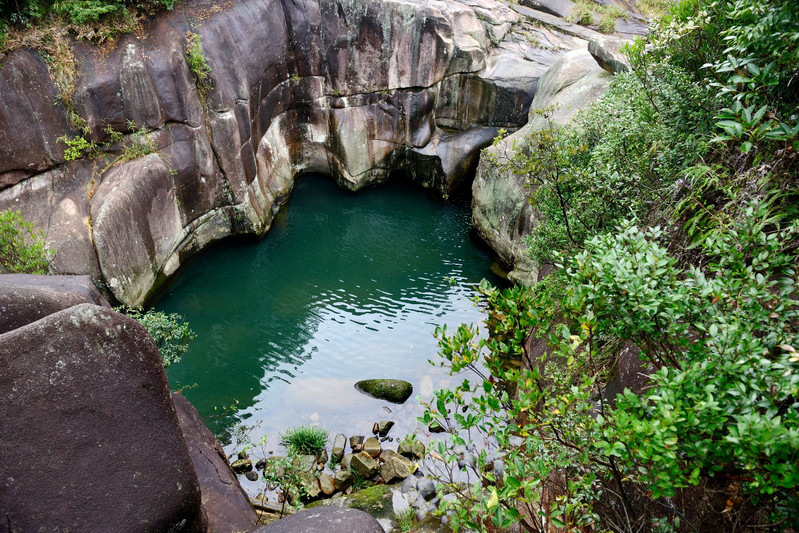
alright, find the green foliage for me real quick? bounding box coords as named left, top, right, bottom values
left=279, top=425, right=328, bottom=456
left=118, top=307, right=196, bottom=368
left=262, top=453, right=314, bottom=511
left=1, top=0, right=177, bottom=28
left=58, top=134, right=98, bottom=161
left=0, top=209, right=51, bottom=274
left=185, top=31, right=211, bottom=89
left=494, top=65, right=713, bottom=264
left=57, top=121, right=156, bottom=164
left=432, top=0, right=799, bottom=530
left=425, top=208, right=799, bottom=530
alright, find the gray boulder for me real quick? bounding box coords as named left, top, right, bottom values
left=253, top=507, right=383, bottom=533
left=0, top=274, right=109, bottom=334
left=588, top=37, right=632, bottom=74
left=0, top=304, right=204, bottom=532
left=472, top=49, right=611, bottom=285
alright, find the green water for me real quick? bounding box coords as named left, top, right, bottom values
left=156, top=174, right=501, bottom=470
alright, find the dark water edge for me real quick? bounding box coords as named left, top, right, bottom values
left=154, top=175, right=503, bottom=487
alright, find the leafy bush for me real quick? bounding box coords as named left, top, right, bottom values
left=493, top=64, right=713, bottom=264
left=425, top=209, right=799, bottom=531
left=0, top=209, right=51, bottom=274
left=279, top=425, right=328, bottom=456
left=430, top=0, right=799, bottom=530
left=118, top=307, right=196, bottom=368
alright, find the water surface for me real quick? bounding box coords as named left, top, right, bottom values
left=156, top=175, right=501, bottom=478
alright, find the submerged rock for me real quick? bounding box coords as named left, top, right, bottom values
left=398, top=438, right=426, bottom=460
left=355, top=379, right=413, bottom=404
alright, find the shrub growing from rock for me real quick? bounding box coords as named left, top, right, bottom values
left=0, top=209, right=51, bottom=274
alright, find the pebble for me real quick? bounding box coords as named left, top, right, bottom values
left=245, top=471, right=259, bottom=482
left=255, top=459, right=266, bottom=471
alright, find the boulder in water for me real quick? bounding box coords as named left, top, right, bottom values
left=354, top=379, right=413, bottom=404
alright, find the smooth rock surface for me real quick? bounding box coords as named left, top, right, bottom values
left=254, top=507, right=383, bottom=533
left=0, top=304, right=204, bottom=532
left=0, top=274, right=109, bottom=334
left=172, top=392, right=258, bottom=533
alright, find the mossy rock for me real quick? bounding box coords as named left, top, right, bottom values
left=308, top=484, right=393, bottom=518
left=354, top=379, right=413, bottom=404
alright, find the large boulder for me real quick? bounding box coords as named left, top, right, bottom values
left=0, top=304, right=205, bottom=532
left=254, top=507, right=383, bottom=533
left=472, top=49, right=611, bottom=285
left=0, top=274, right=109, bottom=334
left=172, top=392, right=258, bottom=533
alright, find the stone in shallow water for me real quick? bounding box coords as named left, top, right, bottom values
left=349, top=435, right=364, bottom=451
left=380, top=455, right=413, bottom=483
left=319, top=473, right=336, bottom=496
left=332, top=433, right=347, bottom=462
left=335, top=469, right=355, bottom=491
left=363, top=437, right=382, bottom=458
left=354, top=379, right=413, bottom=404
left=378, top=420, right=395, bottom=437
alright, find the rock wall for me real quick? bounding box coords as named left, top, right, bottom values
left=0, top=0, right=572, bottom=305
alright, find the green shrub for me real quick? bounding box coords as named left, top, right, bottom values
left=279, top=425, right=328, bottom=455
left=118, top=307, right=196, bottom=368
left=425, top=207, right=799, bottom=530
left=0, top=209, right=51, bottom=274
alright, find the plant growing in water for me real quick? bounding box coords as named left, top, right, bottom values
left=279, top=425, right=328, bottom=455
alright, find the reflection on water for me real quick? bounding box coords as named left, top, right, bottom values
left=156, top=175, right=501, bottom=483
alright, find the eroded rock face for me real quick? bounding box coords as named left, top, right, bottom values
left=0, top=0, right=569, bottom=306
left=0, top=304, right=204, bottom=532
left=472, top=49, right=611, bottom=285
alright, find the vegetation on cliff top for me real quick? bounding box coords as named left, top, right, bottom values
left=426, top=0, right=799, bottom=530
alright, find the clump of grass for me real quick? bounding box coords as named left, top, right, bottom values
left=279, top=425, right=328, bottom=456
left=395, top=507, right=415, bottom=532
left=185, top=31, right=211, bottom=87
left=570, top=2, right=594, bottom=25
left=598, top=12, right=617, bottom=33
